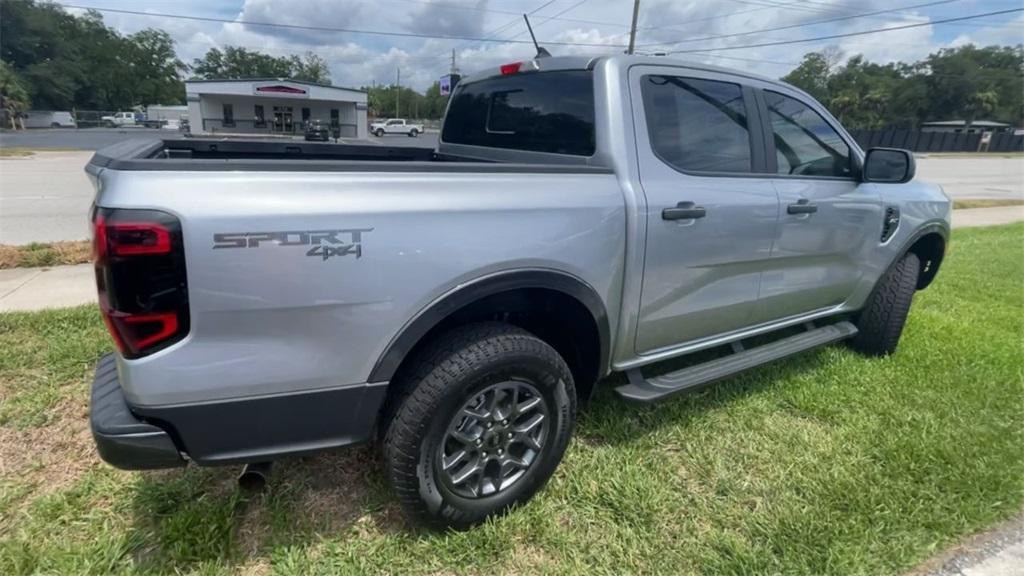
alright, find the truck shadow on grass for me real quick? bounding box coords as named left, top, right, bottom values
left=577, top=345, right=838, bottom=446
left=127, top=444, right=408, bottom=571
left=125, top=346, right=838, bottom=572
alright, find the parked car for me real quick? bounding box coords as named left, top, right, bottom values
left=370, top=117, right=422, bottom=137
left=304, top=120, right=330, bottom=141
left=22, top=110, right=76, bottom=128
left=86, top=54, right=950, bottom=529
left=101, top=112, right=137, bottom=127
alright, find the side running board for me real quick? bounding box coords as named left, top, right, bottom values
left=616, top=321, right=858, bottom=403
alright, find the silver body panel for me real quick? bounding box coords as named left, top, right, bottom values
left=92, top=54, right=951, bottom=409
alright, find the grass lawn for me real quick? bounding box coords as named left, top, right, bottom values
left=1, top=224, right=1022, bottom=575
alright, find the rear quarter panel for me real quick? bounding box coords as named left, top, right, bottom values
left=94, top=169, right=625, bottom=406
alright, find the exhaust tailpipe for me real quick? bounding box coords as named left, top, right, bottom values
left=238, top=461, right=272, bottom=491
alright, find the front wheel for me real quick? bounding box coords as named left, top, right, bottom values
left=384, top=323, right=576, bottom=529
left=374, top=128, right=385, bottom=137
left=849, top=251, right=920, bottom=356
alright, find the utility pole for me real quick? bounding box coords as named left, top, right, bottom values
left=450, top=49, right=458, bottom=75
left=396, top=67, right=401, bottom=118
left=627, top=0, right=641, bottom=55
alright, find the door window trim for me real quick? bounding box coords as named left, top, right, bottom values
left=755, top=87, right=861, bottom=182
left=637, top=72, right=768, bottom=178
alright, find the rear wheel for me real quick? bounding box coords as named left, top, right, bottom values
left=384, top=323, right=576, bottom=529
left=408, top=128, right=419, bottom=137
left=849, top=251, right=920, bottom=356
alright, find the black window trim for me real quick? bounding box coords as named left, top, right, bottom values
left=639, top=73, right=768, bottom=179
left=755, top=87, right=862, bottom=182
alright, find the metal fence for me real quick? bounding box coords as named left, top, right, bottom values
left=200, top=118, right=358, bottom=138
left=847, top=129, right=1024, bottom=153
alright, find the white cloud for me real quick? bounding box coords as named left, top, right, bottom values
left=51, top=0, right=1024, bottom=91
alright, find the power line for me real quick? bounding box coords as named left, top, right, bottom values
left=59, top=3, right=628, bottom=48
left=665, top=7, right=1024, bottom=55
left=640, top=0, right=962, bottom=48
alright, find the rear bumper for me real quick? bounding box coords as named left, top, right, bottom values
left=90, top=354, right=388, bottom=469
left=90, top=354, right=185, bottom=470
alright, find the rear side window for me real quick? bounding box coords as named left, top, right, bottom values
left=442, top=70, right=595, bottom=156
left=764, top=90, right=852, bottom=178
left=641, top=75, right=753, bottom=173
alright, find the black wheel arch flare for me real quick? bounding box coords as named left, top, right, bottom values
left=367, top=269, right=611, bottom=384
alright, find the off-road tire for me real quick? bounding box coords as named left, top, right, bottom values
left=849, top=251, right=920, bottom=356
left=383, top=322, right=576, bottom=529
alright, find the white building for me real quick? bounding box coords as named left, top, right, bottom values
left=184, top=78, right=368, bottom=138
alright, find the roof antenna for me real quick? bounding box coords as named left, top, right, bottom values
left=523, top=14, right=552, bottom=58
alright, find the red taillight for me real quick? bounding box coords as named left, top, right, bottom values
left=107, top=222, right=171, bottom=256
left=500, top=62, right=522, bottom=75
left=93, top=215, right=108, bottom=261
left=101, top=307, right=180, bottom=354
left=93, top=208, right=189, bottom=359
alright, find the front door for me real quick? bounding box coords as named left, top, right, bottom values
left=753, top=88, right=881, bottom=322
left=630, top=66, right=780, bottom=355
left=273, top=106, right=293, bottom=133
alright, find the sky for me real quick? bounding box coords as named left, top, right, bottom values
left=56, top=0, right=1024, bottom=91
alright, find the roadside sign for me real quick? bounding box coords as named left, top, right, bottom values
left=440, top=74, right=461, bottom=96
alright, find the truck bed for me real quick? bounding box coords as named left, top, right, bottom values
left=88, top=138, right=612, bottom=174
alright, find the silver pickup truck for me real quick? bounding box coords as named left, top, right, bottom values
left=87, top=54, right=950, bottom=528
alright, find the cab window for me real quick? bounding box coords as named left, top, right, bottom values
left=442, top=70, right=595, bottom=156
left=640, top=75, right=754, bottom=174
left=764, top=91, right=851, bottom=178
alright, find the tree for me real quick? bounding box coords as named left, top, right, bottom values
left=0, top=60, right=30, bottom=128
left=0, top=0, right=186, bottom=110
left=121, top=30, right=187, bottom=105
left=191, top=47, right=330, bottom=84
left=782, top=52, right=832, bottom=103
left=289, top=52, right=331, bottom=84
left=964, top=90, right=999, bottom=130
left=922, top=45, right=1022, bottom=126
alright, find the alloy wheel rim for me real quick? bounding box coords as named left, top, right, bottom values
left=437, top=380, right=549, bottom=499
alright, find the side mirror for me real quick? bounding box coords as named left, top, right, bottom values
left=863, top=147, right=915, bottom=184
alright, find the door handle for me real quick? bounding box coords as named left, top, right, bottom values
left=787, top=199, right=818, bottom=215
left=663, top=201, right=707, bottom=220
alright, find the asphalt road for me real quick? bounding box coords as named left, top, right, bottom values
left=0, top=130, right=1018, bottom=244
left=0, top=127, right=439, bottom=151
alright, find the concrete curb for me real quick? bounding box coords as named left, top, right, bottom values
left=909, top=513, right=1024, bottom=576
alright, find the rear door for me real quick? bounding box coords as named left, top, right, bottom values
left=753, top=88, right=881, bottom=322
left=629, top=66, right=780, bottom=354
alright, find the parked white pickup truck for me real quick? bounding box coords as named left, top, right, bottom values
left=370, top=118, right=423, bottom=137
left=102, top=112, right=137, bottom=127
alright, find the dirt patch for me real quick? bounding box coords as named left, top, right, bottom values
left=234, top=446, right=405, bottom=556
left=0, top=240, right=92, bottom=269
left=0, top=394, right=98, bottom=501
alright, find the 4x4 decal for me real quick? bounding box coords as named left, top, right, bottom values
left=212, top=229, right=372, bottom=260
